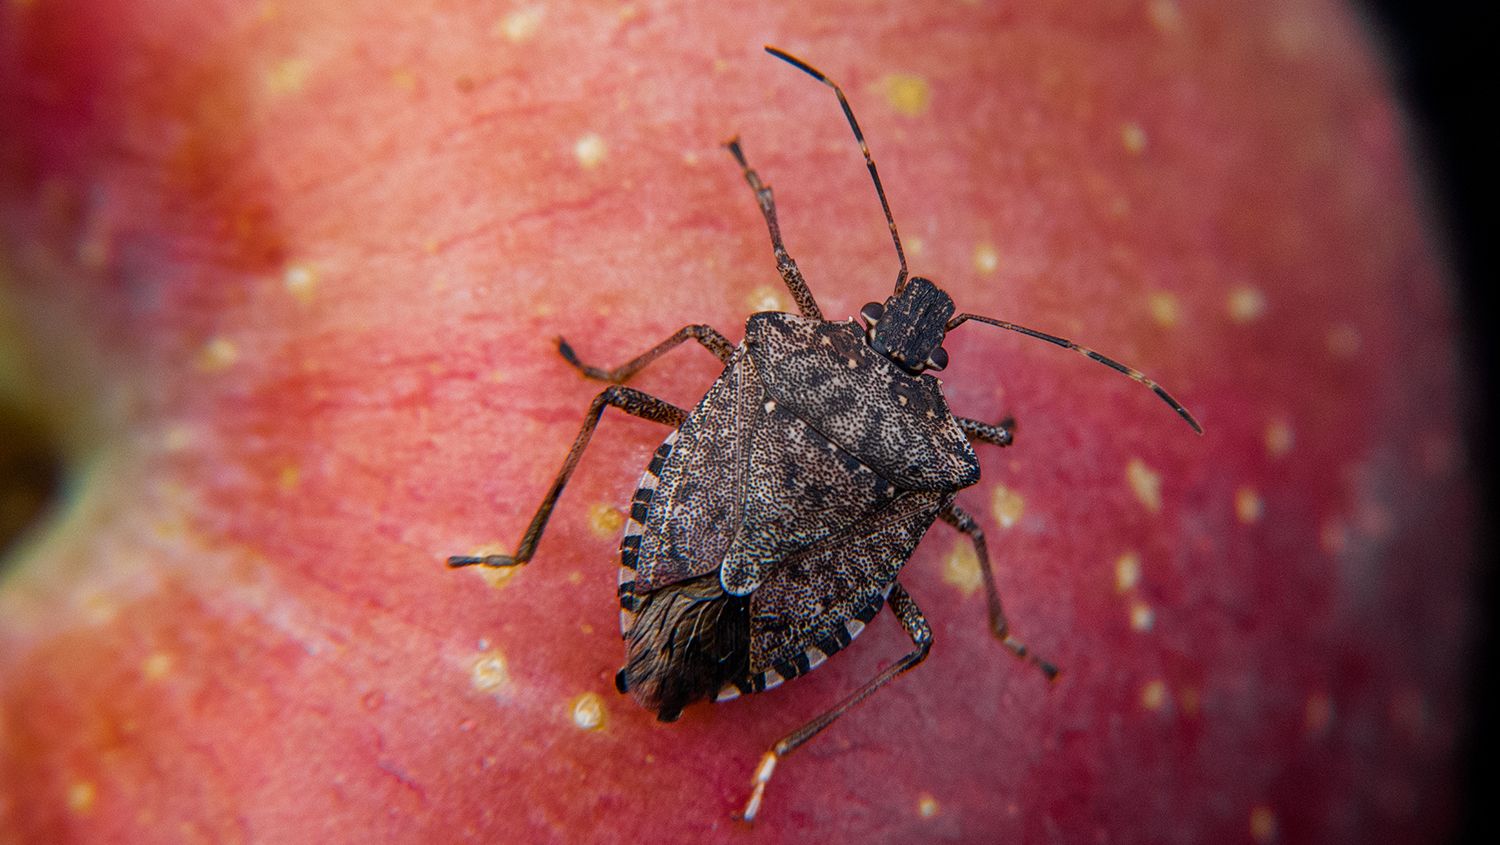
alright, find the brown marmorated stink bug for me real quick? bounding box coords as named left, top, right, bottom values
left=449, top=46, right=1202, bottom=821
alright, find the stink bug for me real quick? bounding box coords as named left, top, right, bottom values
left=449, top=46, right=1202, bottom=821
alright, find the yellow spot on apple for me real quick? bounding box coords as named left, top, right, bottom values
left=1235, top=486, right=1264, bottom=524
left=1304, top=691, right=1333, bottom=735
left=571, top=692, right=607, bottom=730
left=574, top=133, right=607, bottom=170
left=265, top=57, right=311, bottom=96
left=471, top=651, right=511, bottom=695
left=1115, top=552, right=1142, bottom=592
left=141, top=652, right=174, bottom=680
left=1264, top=418, right=1295, bottom=457
left=1140, top=679, right=1168, bottom=711
left=283, top=263, right=317, bottom=302
left=1147, top=0, right=1183, bottom=33
left=195, top=337, right=238, bottom=372
left=1126, top=458, right=1162, bottom=513
left=588, top=503, right=624, bottom=539
left=497, top=7, right=545, bottom=43
left=1129, top=602, right=1155, bottom=632
left=990, top=484, right=1024, bottom=528
left=973, top=243, right=1001, bottom=275
left=880, top=73, right=932, bottom=118
left=1148, top=291, right=1180, bottom=328
left=278, top=464, right=301, bottom=491
left=1226, top=285, right=1267, bottom=323
left=1326, top=323, right=1361, bottom=358
left=1249, top=805, right=1278, bottom=843
left=942, top=540, right=982, bottom=596
left=1120, top=122, right=1148, bottom=155
left=746, top=284, right=787, bottom=313
left=917, top=792, right=940, bottom=818
left=67, top=781, right=96, bottom=815
left=906, top=236, right=925, bottom=257
left=390, top=69, right=417, bottom=92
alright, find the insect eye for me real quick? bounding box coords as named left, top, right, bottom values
left=926, top=347, right=949, bottom=371
left=859, top=302, right=884, bottom=326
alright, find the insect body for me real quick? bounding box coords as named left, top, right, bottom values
left=449, top=46, right=1201, bottom=822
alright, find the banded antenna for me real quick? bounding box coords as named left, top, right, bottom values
left=946, top=313, right=1204, bottom=434
left=766, top=46, right=910, bottom=295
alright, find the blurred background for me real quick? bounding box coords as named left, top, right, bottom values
left=1359, top=3, right=1492, bottom=842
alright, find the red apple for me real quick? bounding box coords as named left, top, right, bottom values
left=0, top=1, right=1474, bottom=841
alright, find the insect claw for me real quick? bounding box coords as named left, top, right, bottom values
left=556, top=336, right=580, bottom=366
left=1039, top=661, right=1060, bottom=683
left=446, top=554, right=520, bottom=568
left=738, top=750, right=779, bottom=823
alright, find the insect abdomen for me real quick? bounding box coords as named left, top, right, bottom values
left=616, top=571, right=750, bottom=722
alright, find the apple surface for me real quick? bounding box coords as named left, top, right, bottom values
left=1, top=1, right=1474, bottom=841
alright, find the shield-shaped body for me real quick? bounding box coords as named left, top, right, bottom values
left=614, top=311, right=979, bottom=720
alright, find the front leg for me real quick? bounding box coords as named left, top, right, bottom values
left=725, top=138, right=824, bottom=321
left=958, top=414, right=1015, bottom=448
left=448, top=386, right=687, bottom=569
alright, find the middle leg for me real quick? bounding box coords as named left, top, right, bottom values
left=938, top=501, right=1058, bottom=681
left=448, top=386, right=687, bottom=570
left=557, top=324, right=734, bottom=383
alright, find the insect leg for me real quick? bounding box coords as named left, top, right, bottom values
left=447, top=386, right=687, bottom=569
left=556, top=324, right=734, bottom=383
left=740, top=582, right=932, bottom=822
left=957, top=414, right=1016, bottom=448
left=724, top=138, right=824, bottom=321
left=938, top=502, right=1059, bottom=681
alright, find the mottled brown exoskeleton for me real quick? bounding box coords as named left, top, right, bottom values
left=449, top=46, right=1202, bottom=821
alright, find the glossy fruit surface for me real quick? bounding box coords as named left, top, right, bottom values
left=0, top=1, right=1474, bottom=841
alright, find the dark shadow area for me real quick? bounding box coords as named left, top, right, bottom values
left=0, top=402, right=64, bottom=566
left=1359, top=3, right=1494, bottom=842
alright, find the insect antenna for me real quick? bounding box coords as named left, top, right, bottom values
left=946, top=312, right=1204, bottom=434
left=765, top=46, right=910, bottom=294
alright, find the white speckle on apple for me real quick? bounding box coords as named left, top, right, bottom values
left=1140, top=679, right=1168, bottom=711
left=141, top=652, right=174, bottom=680
left=471, top=651, right=511, bottom=696
left=1265, top=418, right=1295, bottom=457
left=570, top=692, right=605, bottom=730
left=1235, top=487, right=1264, bottom=524
left=972, top=243, right=1000, bottom=275
left=1115, top=552, right=1142, bottom=592
left=1126, top=458, right=1162, bottom=513
left=1227, top=285, right=1268, bottom=323
left=990, top=484, right=1023, bottom=528
left=574, top=134, right=607, bottom=170
left=1130, top=602, right=1155, bottom=632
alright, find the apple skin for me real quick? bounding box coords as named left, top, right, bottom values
left=0, top=1, right=1475, bottom=842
